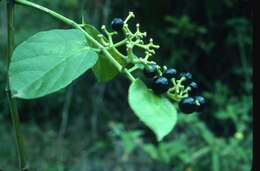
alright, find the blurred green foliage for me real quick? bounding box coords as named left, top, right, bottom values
left=0, top=0, right=252, bottom=171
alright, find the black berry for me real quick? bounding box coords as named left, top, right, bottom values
left=111, top=18, right=124, bottom=31
left=151, top=76, right=170, bottom=95
left=179, top=72, right=193, bottom=86
left=143, top=64, right=158, bottom=78
left=195, top=96, right=206, bottom=112
left=162, top=68, right=178, bottom=80
left=179, top=97, right=197, bottom=114
left=188, top=81, right=199, bottom=96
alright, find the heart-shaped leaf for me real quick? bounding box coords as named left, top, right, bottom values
left=128, top=79, right=177, bottom=141
left=9, top=29, right=98, bottom=99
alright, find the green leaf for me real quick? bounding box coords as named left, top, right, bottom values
left=142, top=144, right=159, bottom=160
left=83, top=24, right=126, bottom=82
left=9, top=29, right=98, bottom=99
left=128, top=79, right=177, bottom=141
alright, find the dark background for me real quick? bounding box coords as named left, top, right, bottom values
left=0, top=0, right=252, bottom=170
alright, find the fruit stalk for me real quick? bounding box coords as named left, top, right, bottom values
left=5, top=0, right=27, bottom=170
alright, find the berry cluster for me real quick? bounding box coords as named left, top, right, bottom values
left=142, top=64, right=206, bottom=114
left=99, top=12, right=206, bottom=115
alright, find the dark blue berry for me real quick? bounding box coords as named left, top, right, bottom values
left=188, top=81, right=199, bottom=96
left=143, top=64, right=158, bottom=78
left=111, top=18, right=124, bottom=31
left=151, top=76, right=170, bottom=95
left=195, top=96, right=206, bottom=112
left=179, top=97, right=197, bottom=114
left=179, top=72, right=192, bottom=80
left=162, top=68, right=178, bottom=80
left=179, top=72, right=193, bottom=86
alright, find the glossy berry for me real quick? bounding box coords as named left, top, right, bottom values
left=179, top=72, right=193, bottom=86
left=143, top=64, right=158, bottom=78
left=195, top=96, right=206, bottom=112
left=188, top=81, right=199, bottom=96
left=151, top=76, right=170, bottom=95
left=111, top=18, right=124, bottom=31
left=162, top=68, right=178, bottom=80
left=179, top=72, right=192, bottom=80
left=179, top=97, right=197, bottom=114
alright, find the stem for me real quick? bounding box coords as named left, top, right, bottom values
left=124, top=69, right=136, bottom=81
left=15, top=0, right=75, bottom=26
left=128, top=65, right=139, bottom=73
left=120, top=66, right=135, bottom=81
left=6, top=0, right=27, bottom=170
left=114, top=38, right=128, bottom=47
left=188, top=147, right=210, bottom=162
left=6, top=90, right=27, bottom=170
left=15, top=0, right=135, bottom=82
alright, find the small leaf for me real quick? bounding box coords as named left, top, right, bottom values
left=142, top=144, right=159, bottom=160
left=9, top=29, right=98, bottom=99
left=128, top=79, right=177, bottom=141
left=83, top=24, right=126, bottom=81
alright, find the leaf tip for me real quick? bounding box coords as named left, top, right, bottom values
left=156, top=133, right=166, bottom=142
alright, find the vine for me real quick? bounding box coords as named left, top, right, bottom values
left=4, top=0, right=206, bottom=170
